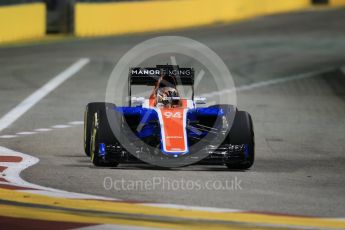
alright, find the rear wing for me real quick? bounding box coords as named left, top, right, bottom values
left=129, top=65, right=194, bottom=86
left=127, top=65, right=195, bottom=106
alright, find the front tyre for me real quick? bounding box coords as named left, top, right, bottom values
left=84, top=103, right=111, bottom=156
left=226, top=111, right=255, bottom=170
left=84, top=102, right=118, bottom=156
left=88, top=103, right=119, bottom=167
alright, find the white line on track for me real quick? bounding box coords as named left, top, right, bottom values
left=34, top=128, right=52, bottom=132
left=200, top=67, right=334, bottom=98
left=51, top=124, right=71, bottom=129
left=69, top=121, right=84, bottom=125
left=0, top=121, right=84, bottom=139
left=0, top=135, right=17, bottom=139
left=0, top=146, right=115, bottom=200
left=16, top=131, right=37, bottom=135
left=0, top=58, right=90, bottom=133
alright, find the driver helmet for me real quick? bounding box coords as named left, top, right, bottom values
left=156, top=87, right=181, bottom=107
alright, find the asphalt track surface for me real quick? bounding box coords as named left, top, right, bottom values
left=0, top=8, right=344, bottom=218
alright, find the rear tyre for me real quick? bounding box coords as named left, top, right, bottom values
left=226, top=111, right=255, bottom=170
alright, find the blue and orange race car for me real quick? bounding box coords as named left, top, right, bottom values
left=84, top=65, right=254, bottom=169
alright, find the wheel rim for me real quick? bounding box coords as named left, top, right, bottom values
left=84, top=109, right=88, bottom=151
left=90, top=113, right=98, bottom=163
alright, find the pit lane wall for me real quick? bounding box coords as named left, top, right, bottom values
left=0, top=3, right=45, bottom=44
left=75, top=0, right=311, bottom=37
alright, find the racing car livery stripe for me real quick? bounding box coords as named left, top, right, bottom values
left=155, top=108, right=188, bottom=154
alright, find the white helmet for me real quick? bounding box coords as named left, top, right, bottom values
left=156, top=87, right=180, bottom=107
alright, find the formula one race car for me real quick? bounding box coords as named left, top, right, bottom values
left=84, top=65, right=254, bottom=169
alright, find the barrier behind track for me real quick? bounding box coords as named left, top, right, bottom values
left=75, top=0, right=311, bottom=37
left=0, top=3, right=45, bottom=44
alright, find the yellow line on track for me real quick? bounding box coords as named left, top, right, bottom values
left=0, top=189, right=344, bottom=229
left=0, top=203, right=309, bottom=230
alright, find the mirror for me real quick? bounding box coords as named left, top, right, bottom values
left=131, top=97, right=145, bottom=105
left=194, top=97, right=207, bottom=104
